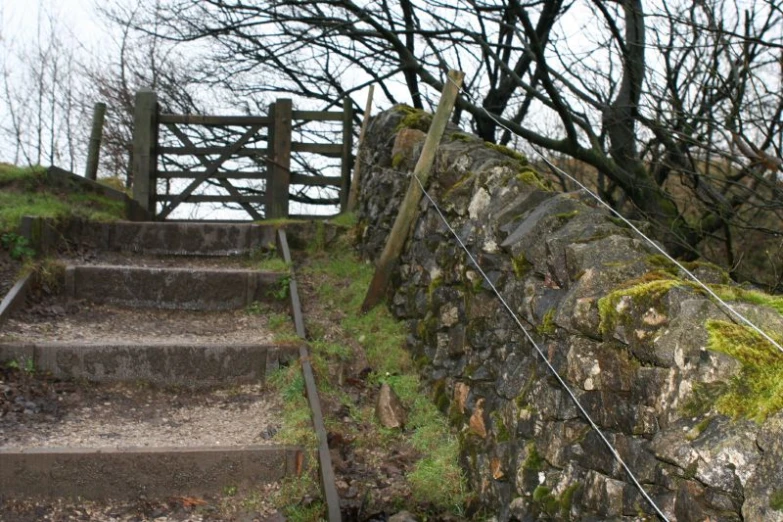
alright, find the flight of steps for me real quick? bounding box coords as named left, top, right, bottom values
left=0, top=222, right=303, bottom=501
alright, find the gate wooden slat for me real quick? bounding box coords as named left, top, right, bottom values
left=159, top=114, right=272, bottom=126
left=157, top=124, right=262, bottom=220
left=158, top=171, right=269, bottom=180
left=157, top=195, right=266, bottom=203
left=158, top=146, right=267, bottom=156
left=165, top=123, right=263, bottom=220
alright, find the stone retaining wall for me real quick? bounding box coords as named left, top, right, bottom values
left=356, top=106, right=783, bottom=521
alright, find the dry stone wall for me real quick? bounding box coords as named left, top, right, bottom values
left=356, top=106, right=783, bottom=521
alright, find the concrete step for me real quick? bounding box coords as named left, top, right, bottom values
left=0, top=340, right=299, bottom=386
left=64, top=264, right=288, bottom=310
left=0, top=381, right=302, bottom=500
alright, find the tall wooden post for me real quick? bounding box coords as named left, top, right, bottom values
left=267, top=99, right=292, bottom=219
left=347, top=85, right=374, bottom=212
left=85, top=102, right=106, bottom=181
left=361, top=70, right=465, bottom=313
left=132, top=90, right=158, bottom=215
left=339, top=97, right=354, bottom=212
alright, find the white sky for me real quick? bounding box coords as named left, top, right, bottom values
left=1, top=0, right=102, bottom=52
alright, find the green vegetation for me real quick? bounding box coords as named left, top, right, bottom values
left=391, top=153, right=405, bottom=169
left=395, top=105, right=432, bottom=132
left=450, top=132, right=476, bottom=142
left=302, top=238, right=468, bottom=513
left=1, top=233, right=35, bottom=260
left=771, top=490, right=783, bottom=511
left=597, top=276, right=682, bottom=334
left=512, top=253, right=533, bottom=279
left=0, top=164, right=126, bottom=235
left=704, top=320, right=783, bottom=422
left=484, top=142, right=527, bottom=163
left=537, top=308, right=557, bottom=336
left=532, top=484, right=579, bottom=519
left=329, top=212, right=357, bottom=228
left=516, top=169, right=551, bottom=191
left=522, top=442, right=545, bottom=471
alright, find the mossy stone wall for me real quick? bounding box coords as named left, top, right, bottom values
left=356, top=106, right=783, bottom=521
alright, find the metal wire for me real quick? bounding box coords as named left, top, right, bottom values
left=411, top=173, right=671, bottom=522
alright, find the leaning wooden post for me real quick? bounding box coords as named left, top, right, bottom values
left=361, top=70, right=464, bottom=313
left=267, top=99, right=293, bottom=219
left=131, top=90, right=158, bottom=215
left=339, top=96, right=354, bottom=212
left=84, top=102, right=106, bottom=181
left=346, top=85, right=375, bottom=212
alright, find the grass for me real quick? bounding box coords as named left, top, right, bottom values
left=301, top=237, right=468, bottom=514
left=0, top=164, right=126, bottom=235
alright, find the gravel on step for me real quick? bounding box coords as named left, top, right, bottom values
left=0, top=382, right=283, bottom=449
left=1, top=303, right=279, bottom=345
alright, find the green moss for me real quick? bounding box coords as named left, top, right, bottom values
left=771, top=490, right=783, bottom=511
left=560, top=483, right=580, bottom=516
left=597, top=277, right=682, bottom=334
left=537, top=308, right=557, bottom=336
left=512, top=253, right=533, bottom=279
left=427, top=276, right=443, bottom=303
left=450, top=132, right=476, bottom=142
left=532, top=482, right=581, bottom=518
left=703, top=320, right=783, bottom=422
left=516, top=169, right=551, bottom=191
left=710, top=285, right=783, bottom=315
left=683, top=460, right=698, bottom=480
left=491, top=411, right=511, bottom=442
left=523, top=442, right=544, bottom=471
left=647, top=254, right=730, bottom=284
left=484, top=142, right=526, bottom=163
left=685, top=416, right=714, bottom=441
left=391, top=152, right=405, bottom=169
left=554, top=210, right=579, bottom=222
left=394, top=105, right=432, bottom=132
left=329, top=212, right=357, bottom=228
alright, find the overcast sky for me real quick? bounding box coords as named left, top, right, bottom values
left=1, top=0, right=101, bottom=52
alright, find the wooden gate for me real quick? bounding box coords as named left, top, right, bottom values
left=131, top=89, right=353, bottom=220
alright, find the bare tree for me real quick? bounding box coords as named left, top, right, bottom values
left=112, top=0, right=783, bottom=287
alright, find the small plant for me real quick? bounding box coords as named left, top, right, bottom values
left=5, top=357, right=35, bottom=374
left=268, top=275, right=291, bottom=300
left=222, top=485, right=238, bottom=497
left=1, top=233, right=35, bottom=260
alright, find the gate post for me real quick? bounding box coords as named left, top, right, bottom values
left=132, top=89, right=158, bottom=216
left=340, top=97, right=354, bottom=212
left=267, top=99, right=292, bottom=219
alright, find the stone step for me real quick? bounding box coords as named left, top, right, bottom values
left=75, top=221, right=279, bottom=256
left=0, top=381, right=302, bottom=500
left=0, top=445, right=302, bottom=500
left=64, top=264, right=288, bottom=310
left=0, top=341, right=299, bottom=386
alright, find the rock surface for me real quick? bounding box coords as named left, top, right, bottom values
left=356, top=106, right=783, bottom=521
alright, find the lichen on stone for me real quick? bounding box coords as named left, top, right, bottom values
left=704, top=319, right=783, bottom=422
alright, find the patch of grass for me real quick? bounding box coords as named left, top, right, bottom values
left=330, top=212, right=357, bottom=228
left=0, top=165, right=127, bottom=234
left=0, top=164, right=45, bottom=186
left=516, top=169, right=551, bottom=191
left=303, top=240, right=467, bottom=513
left=703, top=320, right=783, bottom=422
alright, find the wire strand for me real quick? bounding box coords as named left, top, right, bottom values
left=411, top=173, right=671, bottom=522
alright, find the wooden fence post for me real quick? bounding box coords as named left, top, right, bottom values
left=85, top=102, right=106, bottom=181
left=132, top=90, right=158, bottom=215
left=267, top=99, right=292, bottom=219
left=346, top=85, right=374, bottom=212
left=361, top=70, right=465, bottom=313
left=339, top=97, right=354, bottom=212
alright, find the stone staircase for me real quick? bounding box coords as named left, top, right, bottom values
left=0, top=221, right=303, bottom=502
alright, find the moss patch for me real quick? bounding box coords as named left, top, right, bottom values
left=395, top=105, right=432, bottom=132
left=771, top=490, right=783, bottom=511
left=512, top=253, right=533, bottom=279
left=450, top=132, right=476, bottom=143
left=537, top=308, right=557, bottom=336
left=484, top=142, right=527, bottom=163
left=597, top=276, right=682, bottom=334
left=516, top=169, right=551, bottom=191
left=704, top=320, right=783, bottom=422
